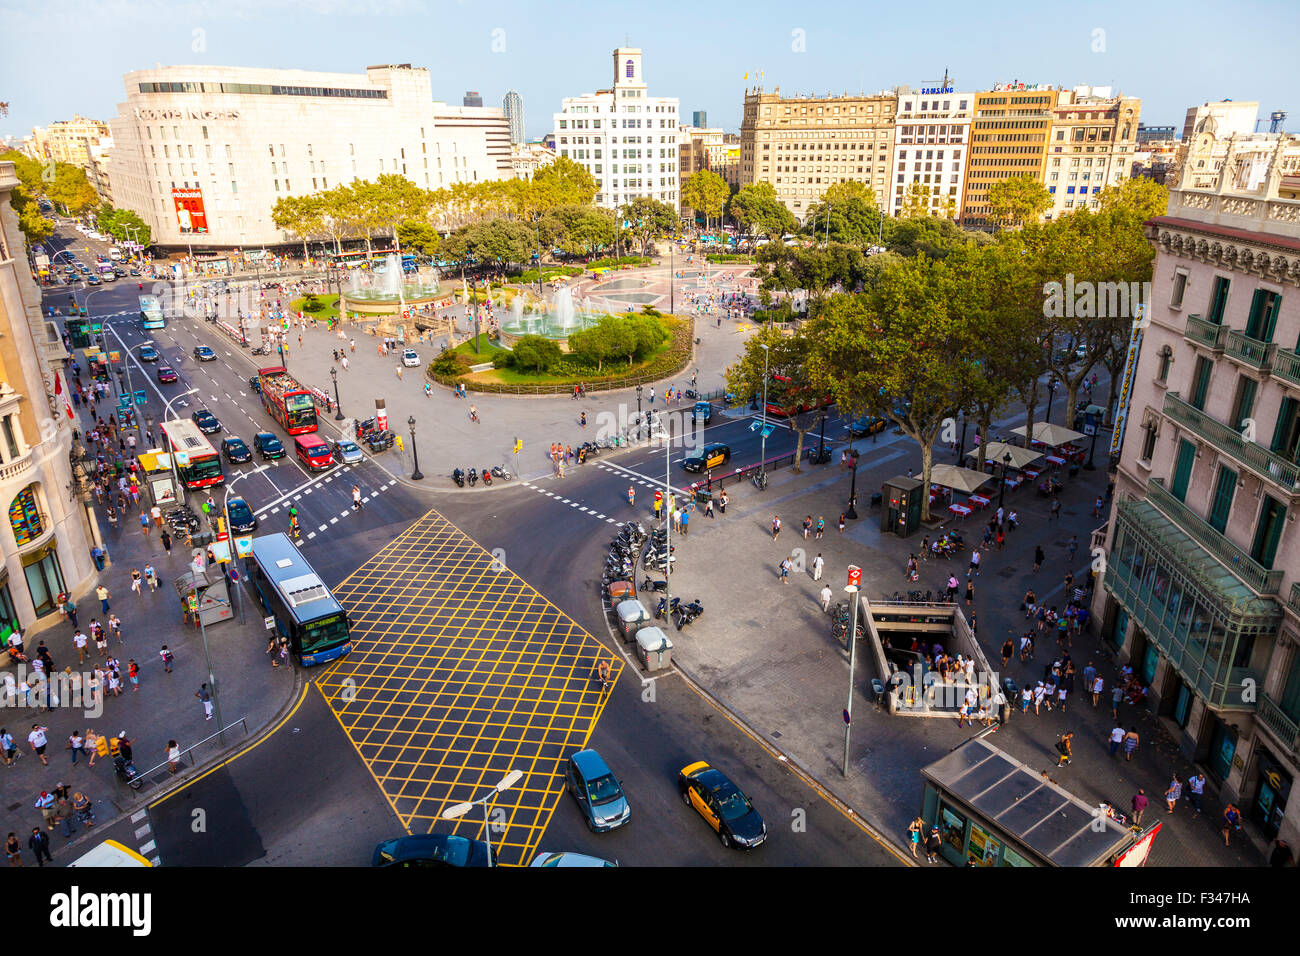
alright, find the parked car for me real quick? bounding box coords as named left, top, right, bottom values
left=677, top=760, right=767, bottom=849
left=565, top=749, right=631, bottom=832
left=528, top=852, right=618, bottom=868
left=225, top=497, right=258, bottom=534
left=372, top=834, right=493, bottom=868
left=681, top=442, right=731, bottom=473
left=221, top=436, right=252, bottom=463
left=253, top=432, right=285, bottom=460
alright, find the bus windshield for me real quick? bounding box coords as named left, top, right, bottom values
left=285, top=393, right=317, bottom=429
left=302, top=613, right=349, bottom=654
left=181, top=457, right=223, bottom=483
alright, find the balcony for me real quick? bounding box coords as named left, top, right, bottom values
left=1224, top=330, right=1277, bottom=371
left=1290, top=582, right=1300, bottom=617
left=1146, top=477, right=1283, bottom=594
left=1274, top=348, right=1300, bottom=391
left=1163, top=391, right=1300, bottom=494
left=1258, top=694, right=1300, bottom=755
left=0, top=450, right=34, bottom=485
left=1183, top=314, right=1227, bottom=351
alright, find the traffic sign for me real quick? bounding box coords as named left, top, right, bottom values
left=843, top=709, right=851, bottom=725
left=847, top=565, right=862, bottom=588
left=264, top=615, right=275, bottom=630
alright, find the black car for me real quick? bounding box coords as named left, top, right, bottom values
left=225, top=497, right=258, bottom=534
left=677, top=761, right=767, bottom=850
left=682, top=442, right=731, bottom=473
left=221, top=437, right=252, bottom=463
left=372, top=834, right=493, bottom=868
left=192, top=409, right=221, bottom=434
left=254, top=432, right=284, bottom=460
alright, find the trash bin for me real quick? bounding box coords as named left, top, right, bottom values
left=607, top=580, right=636, bottom=604
left=635, top=627, right=673, bottom=671
left=616, top=599, right=651, bottom=642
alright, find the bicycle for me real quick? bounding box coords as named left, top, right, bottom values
left=752, top=469, right=768, bottom=490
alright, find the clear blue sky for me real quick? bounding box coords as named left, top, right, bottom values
left=3, top=0, right=1298, bottom=140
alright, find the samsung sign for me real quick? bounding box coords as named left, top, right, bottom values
left=920, top=87, right=954, bottom=95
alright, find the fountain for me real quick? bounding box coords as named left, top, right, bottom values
left=339, top=252, right=443, bottom=318
left=498, top=285, right=605, bottom=350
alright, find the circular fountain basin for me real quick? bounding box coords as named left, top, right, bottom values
left=498, top=313, right=605, bottom=351
left=341, top=285, right=444, bottom=315
left=593, top=277, right=651, bottom=291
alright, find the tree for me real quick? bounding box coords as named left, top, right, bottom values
left=96, top=205, right=152, bottom=246
left=396, top=219, right=440, bottom=257
left=620, top=196, right=677, bottom=256
left=725, top=324, right=826, bottom=472
left=985, top=174, right=1052, bottom=229
left=0, top=150, right=54, bottom=244
left=457, top=218, right=534, bottom=269
left=271, top=194, right=325, bottom=259
left=803, top=181, right=883, bottom=246
left=680, top=169, right=729, bottom=233
left=884, top=215, right=987, bottom=259
left=365, top=174, right=432, bottom=254
left=1097, top=176, right=1169, bottom=221
left=531, top=155, right=598, bottom=209
left=728, top=182, right=797, bottom=240
left=509, top=335, right=564, bottom=373
left=44, top=163, right=98, bottom=216
left=544, top=204, right=615, bottom=257
left=898, top=181, right=934, bottom=220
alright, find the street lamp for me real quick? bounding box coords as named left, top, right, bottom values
left=636, top=384, right=643, bottom=433
left=846, top=445, right=860, bottom=519
left=669, top=242, right=675, bottom=315
left=408, top=415, right=423, bottom=481
left=1045, top=376, right=1058, bottom=425
left=652, top=419, right=674, bottom=609
left=841, top=580, right=860, bottom=777
left=758, top=343, right=770, bottom=484
left=441, top=767, right=524, bottom=867
left=330, top=366, right=344, bottom=421
left=998, top=452, right=1012, bottom=513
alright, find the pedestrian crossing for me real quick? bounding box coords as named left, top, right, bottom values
left=131, top=809, right=162, bottom=866
left=255, top=467, right=393, bottom=540
left=519, top=478, right=623, bottom=524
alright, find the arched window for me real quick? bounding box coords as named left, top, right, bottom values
left=9, top=484, right=43, bottom=546
left=625, top=59, right=634, bottom=79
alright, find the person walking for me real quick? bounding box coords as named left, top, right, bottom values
left=166, top=740, right=182, bottom=774
left=802, top=515, right=813, bottom=539
left=1187, top=772, right=1206, bottom=814
left=1164, top=775, right=1182, bottom=813
left=771, top=515, right=781, bottom=541
left=924, top=826, right=942, bottom=864
left=1111, top=683, right=1124, bottom=721
left=196, top=683, right=213, bottom=720
left=719, top=490, right=728, bottom=515
left=1001, top=637, right=1014, bottom=669
left=820, top=584, right=833, bottom=613
left=139, top=511, right=151, bottom=538
left=1053, top=732, right=1074, bottom=767
left=1132, top=789, right=1149, bottom=826
left=680, top=506, right=690, bottom=537
left=73, top=629, right=88, bottom=664
left=779, top=556, right=792, bottom=584
left=812, top=553, right=824, bottom=581
left=352, top=484, right=362, bottom=511
left=28, top=723, right=49, bottom=766
left=1222, top=803, right=1242, bottom=846
left=160, top=528, right=172, bottom=557
left=1122, top=726, right=1140, bottom=761
left=28, top=828, right=52, bottom=867
left=127, top=659, right=139, bottom=692
left=964, top=580, right=975, bottom=607
left=815, top=515, right=825, bottom=539
left=71, top=791, right=94, bottom=829
left=96, top=584, right=110, bottom=614
left=968, top=548, right=981, bottom=578
left=68, top=730, right=85, bottom=765
left=160, top=644, right=174, bottom=674
left=143, top=564, right=157, bottom=591
left=1033, top=545, right=1045, bottom=573
left=1108, top=724, right=1124, bottom=757
left=1049, top=498, right=1061, bottom=521
left=130, top=567, right=143, bottom=598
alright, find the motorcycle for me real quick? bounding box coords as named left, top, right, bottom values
left=490, top=465, right=510, bottom=481
left=640, top=577, right=670, bottom=593
left=114, top=754, right=142, bottom=791
left=481, top=468, right=493, bottom=486
left=684, top=388, right=699, bottom=400
left=365, top=430, right=395, bottom=453
left=655, top=596, right=676, bottom=620
left=467, top=468, right=478, bottom=487
left=452, top=468, right=465, bottom=487
left=579, top=441, right=601, bottom=459
left=672, top=599, right=704, bottom=631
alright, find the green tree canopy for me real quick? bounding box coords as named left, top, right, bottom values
left=802, top=181, right=882, bottom=246
left=728, top=182, right=797, bottom=240
left=985, top=174, right=1053, bottom=229
left=680, top=169, right=730, bottom=227
left=620, top=196, right=678, bottom=255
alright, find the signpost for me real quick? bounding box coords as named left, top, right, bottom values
left=842, top=569, right=862, bottom=778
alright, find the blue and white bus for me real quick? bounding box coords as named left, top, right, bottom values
left=243, top=533, right=353, bottom=666
left=139, top=294, right=165, bottom=330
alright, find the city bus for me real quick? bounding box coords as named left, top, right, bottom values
left=160, top=419, right=225, bottom=489
left=139, top=294, right=166, bottom=330
left=764, top=373, right=835, bottom=418
left=244, top=532, right=353, bottom=666
left=69, top=839, right=153, bottom=867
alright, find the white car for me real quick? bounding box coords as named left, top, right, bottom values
left=402, top=348, right=420, bottom=368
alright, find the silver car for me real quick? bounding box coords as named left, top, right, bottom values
left=331, top=439, right=364, bottom=464
left=565, top=749, right=630, bottom=832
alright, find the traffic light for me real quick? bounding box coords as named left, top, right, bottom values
left=513, top=438, right=523, bottom=455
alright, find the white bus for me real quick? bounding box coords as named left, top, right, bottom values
left=69, top=839, right=153, bottom=867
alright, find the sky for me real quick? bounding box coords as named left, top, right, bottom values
left=2, top=0, right=1298, bottom=141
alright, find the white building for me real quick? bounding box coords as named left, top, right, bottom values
left=1043, top=87, right=1142, bottom=221
left=106, top=63, right=509, bottom=249
left=1183, top=100, right=1260, bottom=142
left=552, top=48, right=679, bottom=210
left=503, top=90, right=525, bottom=145
left=510, top=142, right=556, bottom=180
left=891, top=88, right=973, bottom=217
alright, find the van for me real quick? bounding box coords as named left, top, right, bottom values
left=109, top=247, right=123, bottom=261
left=294, top=434, right=333, bottom=471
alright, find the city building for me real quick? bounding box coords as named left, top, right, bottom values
left=552, top=48, right=680, bottom=210
left=26, top=115, right=112, bottom=167
left=678, top=127, right=740, bottom=214
left=739, top=87, right=898, bottom=222
left=1183, top=100, right=1260, bottom=142
left=0, top=161, right=98, bottom=634
left=693, top=110, right=707, bottom=129
left=1138, top=124, right=1178, bottom=144
left=1093, top=131, right=1300, bottom=854
left=510, top=142, right=556, bottom=180
left=105, top=64, right=509, bottom=248
left=961, top=84, right=1062, bottom=226
left=890, top=86, right=973, bottom=218
left=503, top=90, right=525, bottom=145
left=463, top=91, right=483, bottom=108
left=86, top=140, right=115, bottom=205
left=1043, top=87, right=1141, bottom=221
left=1132, top=138, right=1183, bottom=185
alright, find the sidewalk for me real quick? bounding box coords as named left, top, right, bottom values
left=0, top=406, right=298, bottom=866
left=648, top=418, right=1264, bottom=867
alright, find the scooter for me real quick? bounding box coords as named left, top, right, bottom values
left=481, top=468, right=493, bottom=486
left=655, top=596, right=677, bottom=620
left=672, top=599, right=704, bottom=631
left=684, top=388, right=699, bottom=400
left=452, top=468, right=465, bottom=487
left=491, top=465, right=510, bottom=481
left=114, top=754, right=142, bottom=791
left=640, top=577, right=670, bottom=593
left=467, top=468, right=478, bottom=487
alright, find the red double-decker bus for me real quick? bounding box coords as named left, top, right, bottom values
left=257, top=366, right=318, bottom=435
left=764, top=373, right=835, bottom=418
left=160, top=420, right=224, bottom=490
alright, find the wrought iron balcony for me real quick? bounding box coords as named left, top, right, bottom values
left=1183, top=314, right=1227, bottom=350
left=1224, top=330, right=1277, bottom=371
left=1274, top=348, right=1300, bottom=391
left=1258, top=694, right=1300, bottom=755
left=1163, top=392, right=1300, bottom=493
left=1289, top=582, right=1300, bottom=617
left=1146, top=478, right=1283, bottom=594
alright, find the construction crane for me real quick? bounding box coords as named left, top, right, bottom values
left=1270, top=111, right=1288, bottom=133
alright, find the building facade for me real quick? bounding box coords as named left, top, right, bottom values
left=106, top=64, right=508, bottom=249
left=27, top=115, right=112, bottom=167
left=1183, top=101, right=1260, bottom=143
left=1138, top=124, right=1177, bottom=145
left=1092, top=132, right=1300, bottom=854
left=510, top=142, right=556, bottom=180
left=961, top=85, right=1061, bottom=226
left=463, top=91, right=483, bottom=108
left=1043, top=87, right=1141, bottom=221
left=890, top=88, right=973, bottom=218
left=692, top=110, right=707, bottom=129
left=678, top=127, right=740, bottom=214
left=552, top=48, right=680, bottom=211
left=503, top=90, right=525, bottom=145
left=0, top=161, right=98, bottom=636
left=739, top=88, right=897, bottom=223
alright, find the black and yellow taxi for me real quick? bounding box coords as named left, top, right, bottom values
left=681, top=442, right=730, bottom=474
left=677, top=760, right=767, bottom=849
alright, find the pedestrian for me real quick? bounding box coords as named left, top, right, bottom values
left=1001, top=636, right=1013, bottom=668
left=68, top=730, right=85, bottom=765
left=719, top=490, right=728, bottom=515
left=1187, top=772, right=1205, bottom=814
left=1132, top=789, right=1149, bottom=825
left=1108, top=724, right=1124, bottom=757
left=28, top=828, right=52, bottom=867
left=6, top=832, right=20, bottom=866
left=127, top=659, right=139, bottom=692
left=151, top=504, right=163, bottom=528
left=55, top=789, right=77, bottom=839
left=680, top=506, right=690, bottom=536
left=94, top=626, right=108, bottom=658
left=802, top=515, right=812, bottom=539
left=0, top=727, right=17, bottom=767
left=196, top=682, right=213, bottom=720
left=779, top=556, right=792, bottom=584
left=838, top=513, right=846, bottom=534
left=1092, top=495, right=1105, bottom=518
left=28, top=723, right=49, bottom=766
left=907, top=818, right=924, bottom=859
left=820, top=584, right=833, bottom=612
left=1111, top=683, right=1124, bottom=721
left=96, top=584, right=110, bottom=613
left=1050, top=498, right=1061, bottom=521
left=166, top=740, right=182, bottom=774
left=815, top=515, right=825, bottom=539
left=74, top=629, right=88, bottom=663
left=1067, top=534, right=1078, bottom=564
left=352, top=484, right=362, bottom=511
left=1164, top=774, right=1182, bottom=813
left=772, top=515, right=781, bottom=540
left=969, top=548, right=981, bottom=577
left=139, top=511, right=150, bottom=537
left=964, top=580, right=975, bottom=607
left=64, top=596, right=78, bottom=628
left=924, top=826, right=942, bottom=864
left=1033, top=545, right=1044, bottom=573
left=160, top=528, right=172, bottom=556
left=160, top=644, right=174, bottom=674
left=1122, top=726, right=1139, bottom=761
left=812, top=553, right=824, bottom=581
left=130, top=567, right=143, bottom=597
left=1221, top=803, right=1242, bottom=846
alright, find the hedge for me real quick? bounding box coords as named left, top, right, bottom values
left=587, top=255, right=652, bottom=269
left=705, top=253, right=754, bottom=264
left=427, top=314, right=694, bottom=394
left=514, top=265, right=584, bottom=283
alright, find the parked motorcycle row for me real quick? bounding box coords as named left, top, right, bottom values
left=601, top=521, right=704, bottom=632
left=353, top=417, right=395, bottom=453
left=450, top=464, right=510, bottom=487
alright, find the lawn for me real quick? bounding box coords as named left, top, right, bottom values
left=290, top=294, right=341, bottom=321
left=462, top=335, right=675, bottom=386
left=450, top=334, right=505, bottom=358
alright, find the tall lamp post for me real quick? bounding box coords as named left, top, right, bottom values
left=407, top=415, right=423, bottom=481
left=440, top=768, right=523, bottom=868
left=846, top=446, right=860, bottom=519
left=997, top=452, right=1012, bottom=513
left=330, top=366, right=344, bottom=421
left=636, top=384, right=643, bottom=434
left=669, top=241, right=675, bottom=315
left=758, top=343, right=770, bottom=482
left=1045, top=376, right=1058, bottom=425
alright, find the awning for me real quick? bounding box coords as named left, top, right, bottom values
left=929, top=464, right=994, bottom=494
left=967, top=442, right=1043, bottom=470
left=1009, top=422, right=1086, bottom=447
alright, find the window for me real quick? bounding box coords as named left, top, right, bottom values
left=1271, top=396, right=1300, bottom=462
left=1251, top=496, right=1286, bottom=569
left=1140, top=420, right=1159, bottom=463
left=1245, top=289, right=1282, bottom=343
left=1189, top=355, right=1213, bottom=411
left=8, top=485, right=42, bottom=544
left=1171, top=439, right=1196, bottom=502
left=1208, top=276, right=1230, bottom=324
left=1170, top=271, right=1187, bottom=310
left=1207, top=465, right=1237, bottom=534
left=1229, top=377, right=1257, bottom=433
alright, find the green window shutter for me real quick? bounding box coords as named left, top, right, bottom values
left=1245, top=289, right=1266, bottom=339
left=1209, top=276, right=1230, bottom=324
left=1190, top=356, right=1213, bottom=410
left=1262, top=292, right=1281, bottom=344
left=1207, top=465, right=1236, bottom=534
left=1249, top=495, right=1286, bottom=570
left=1272, top=396, right=1300, bottom=460
left=1171, top=439, right=1196, bottom=501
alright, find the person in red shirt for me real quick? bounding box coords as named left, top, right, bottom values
left=1131, top=789, right=1149, bottom=825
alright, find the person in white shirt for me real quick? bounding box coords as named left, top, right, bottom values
left=811, top=554, right=825, bottom=581
left=1109, top=724, right=1125, bottom=757
left=28, top=724, right=49, bottom=765
left=819, top=585, right=833, bottom=613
